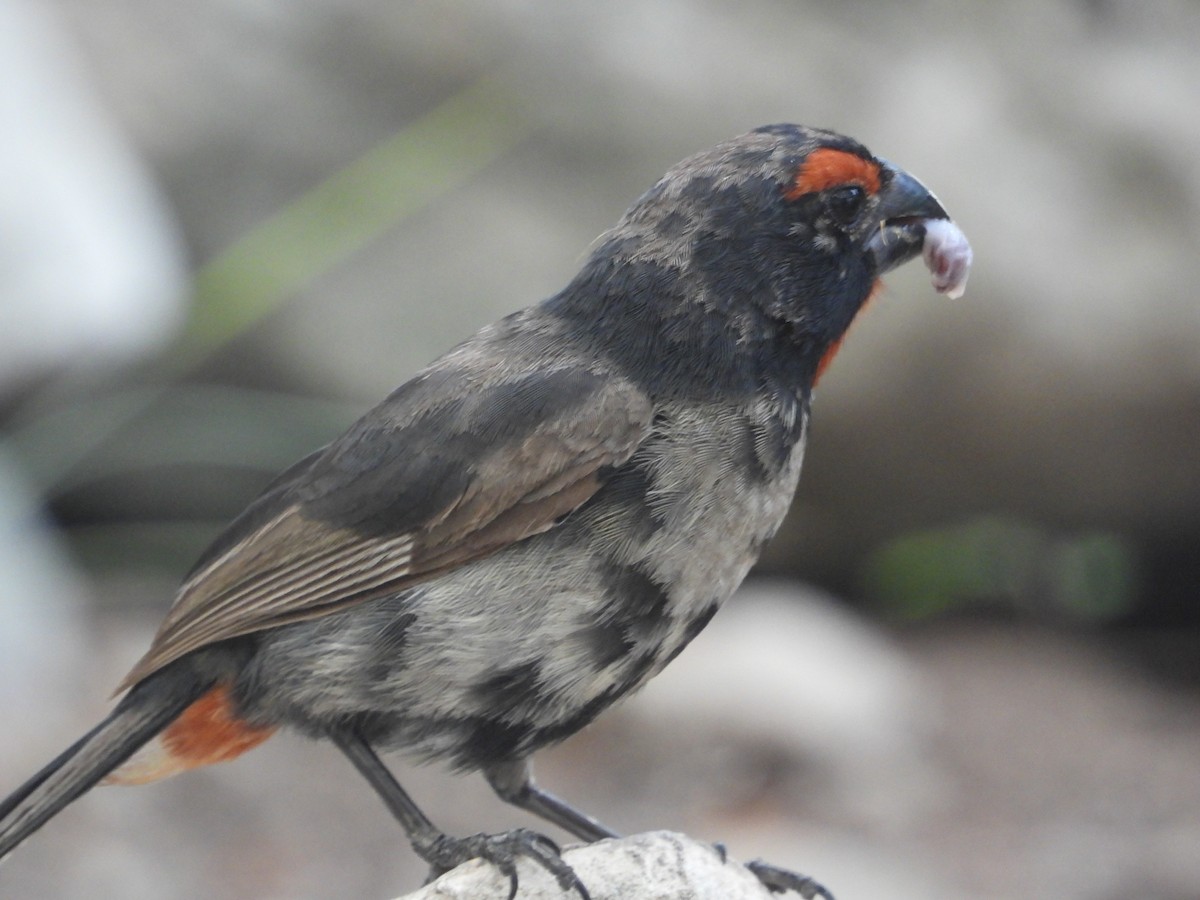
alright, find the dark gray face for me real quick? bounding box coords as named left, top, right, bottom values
left=548, top=124, right=956, bottom=398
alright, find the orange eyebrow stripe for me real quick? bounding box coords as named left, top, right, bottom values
left=786, top=148, right=882, bottom=199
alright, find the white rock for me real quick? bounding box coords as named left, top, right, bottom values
left=396, top=831, right=793, bottom=900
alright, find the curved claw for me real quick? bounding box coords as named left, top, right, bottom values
left=421, top=828, right=590, bottom=900
left=495, top=854, right=519, bottom=900
left=746, top=858, right=834, bottom=900
left=528, top=830, right=563, bottom=857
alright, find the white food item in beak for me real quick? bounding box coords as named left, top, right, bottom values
left=922, top=218, right=973, bottom=299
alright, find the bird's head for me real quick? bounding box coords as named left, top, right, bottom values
left=555, top=125, right=971, bottom=393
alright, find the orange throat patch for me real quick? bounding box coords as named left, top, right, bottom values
left=813, top=279, right=884, bottom=387
left=105, top=684, right=275, bottom=786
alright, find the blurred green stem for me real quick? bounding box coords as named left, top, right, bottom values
left=5, top=74, right=528, bottom=500
left=177, top=75, right=528, bottom=369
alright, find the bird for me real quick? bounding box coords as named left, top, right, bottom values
left=0, top=124, right=970, bottom=899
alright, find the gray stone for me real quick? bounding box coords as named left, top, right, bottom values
left=397, top=831, right=779, bottom=900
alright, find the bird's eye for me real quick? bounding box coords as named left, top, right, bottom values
left=825, top=184, right=866, bottom=226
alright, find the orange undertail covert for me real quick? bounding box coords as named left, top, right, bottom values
left=106, top=685, right=275, bottom=785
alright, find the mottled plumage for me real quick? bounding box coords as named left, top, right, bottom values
left=0, top=124, right=970, bottom=900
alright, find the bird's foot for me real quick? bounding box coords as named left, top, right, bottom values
left=745, top=858, right=834, bottom=900
left=419, top=827, right=590, bottom=900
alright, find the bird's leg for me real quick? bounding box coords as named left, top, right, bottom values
left=486, top=758, right=833, bottom=899
left=484, top=758, right=618, bottom=843
left=330, top=729, right=590, bottom=900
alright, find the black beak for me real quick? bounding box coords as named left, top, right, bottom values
left=864, top=165, right=952, bottom=276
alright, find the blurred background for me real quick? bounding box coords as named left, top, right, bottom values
left=1, top=0, right=1198, bottom=898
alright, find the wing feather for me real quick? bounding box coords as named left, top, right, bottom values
left=118, top=365, right=652, bottom=689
